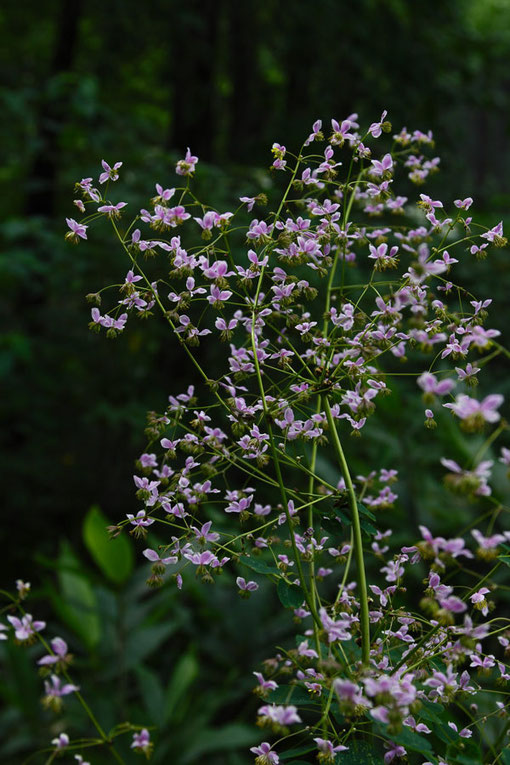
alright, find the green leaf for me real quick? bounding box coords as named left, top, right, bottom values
left=268, top=684, right=316, bottom=706
left=239, top=554, right=280, bottom=576
left=164, top=650, right=199, bottom=723
left=357, top=502, right=376, bottom=520
left=454, top=755, right=483, bottom=765
left=54, top=541, right=101, bottom=648
left=390, top=726, right=433, bottom=755
left=82, top=505, right=134, bottom=584
left=433, top=724, right=456, bottom=745
left=360, top=518, right=378, bottom=536
left=124, top=622, right=178, bottom=669
left=418, top=700, right=451, bottom=742
left=419, top=698, right=445, bottom=722
left=500, top=542, right=510, bottom=567
left=321, top=515, right=351, bottom=537
left=136, top=665, right=164, bottom=726
left=447, top=737, right=482, bottom=764
left=375, top=722, right=434, bottom=756
left=279, top=744, right=316, bottom=760
left=181, top=723, right=258, bottom=763
left=342, top=739, right=381, bottom=763
left=277, top=579, right=304, bottom=608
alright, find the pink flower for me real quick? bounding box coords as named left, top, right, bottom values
left=250, top=742, right=279, bottom=763
left=304, top=119, right=323, bottom=146
left=439, top=595, right=467, bottom=614
left=481, top=221, right=504, bottom=242
left=154, top=183, right=175, bottom=202
left=448, top=721, right=472, bottom=738
left=330, top=118, right=355, bottom=146
left=131, top=729, right=152, bottom=756
left=97, top=201, right=127, bottom=217
left=257, top=704, right=301, bottom=725
left=271, top=143, right=287, bottom=170
left=471, top=528, right=509, bottom=551
left=176, top=148, right=198, bottom=176
left=320, top=607, right=354, bottom=642
left=253, top=672, right=278, bottom=692
left=454, top=197, right=473, bottom=210
left=368, top=110, right=388, bottom=138
left=143, top=548, right=178, bottom=566
left=126, top=510, right=155, bottom=528
left=43, top=675, right=79, bottom=709
left=371, top=153, right=393, bottom=177
left=240, top=195, right=256, bottom=211
left=314, top=737, right=349, bottom=756
left=16, top=580, right=30, bottom=599
left=500, top=447, right=510, bottom=466
left=236, top=577, right=259, bottom=592
left=470, top=587, right=490, bottom=616
left=38, top=636, right=70, bottom=667
left=443, top=394, right=503, bottom=425
left=384, top=741, right=406, bottom=763
left=124, top=269, right=143, bottom=286
left=191, top=521, right=220, bottom=543
left=419, top=193, right=443, bottom=210
left=368, top=242, right=399, bottom=268
left=7, top=613, right=45, bottom=642
left=65, top=217, right=88, bottom=240
left=417, top=372, right=454, bottom=396
left=52, top=733, right=69, bottom=750
left=98, top=159, right=122, bottom=184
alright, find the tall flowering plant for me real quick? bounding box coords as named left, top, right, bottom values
left=3, top=112, right=510, bottom=763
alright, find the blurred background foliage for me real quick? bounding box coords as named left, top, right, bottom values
left=2, top=0, right=510, bottom=761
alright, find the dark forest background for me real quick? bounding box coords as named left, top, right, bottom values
left=2, top=1, right=510, bottom=762
left=4, top=0, right=510, bottom=579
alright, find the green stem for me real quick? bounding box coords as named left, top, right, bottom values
left=307, top=395, right=323, bottom=656
left=250, top=330, right=321, bottom=629
left=324, top=398, right=370, bottom=665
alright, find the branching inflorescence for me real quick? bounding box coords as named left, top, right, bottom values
left=3, top=112, right=510, bottom=763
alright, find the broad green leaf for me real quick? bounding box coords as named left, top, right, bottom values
left=54, top=541, right=101, bottom=648
left=164, top=650, right=199, bottom=723
left=447, top=737, right=482, bottom=764
left=124, top=622, right=178, bottom=669
left=321, top=515, right=351, bottom=537
left=419, top=698, right=445, bottom=721
left=341, top=739, right=381, bottom=763
left=390, top=726, right=433, bottom=755
left=454, top=756, right=483, bottom=765
left=277, top=579, right=304, bottom=608
left=239, top=554, right=280, bottom=575
left=447, top=742, right=481, bottom=764
left=268, top=684, right=316, bottom=706
left=136, top=665, right=164, bottom=725
left=280, top=744, right=317, bottom=760
left=418, top=700, right=450, bottom=743
left=315, top=454, right=341, bottom=487
left=433, top=723, right=457, bottom=745
left=357, top=502, right=376, bottom=520
left=181, top=723, right=258, bottom=763
left=360, top=518, right=378, bottom=536
left=83, top=505, right=134, bottom=584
